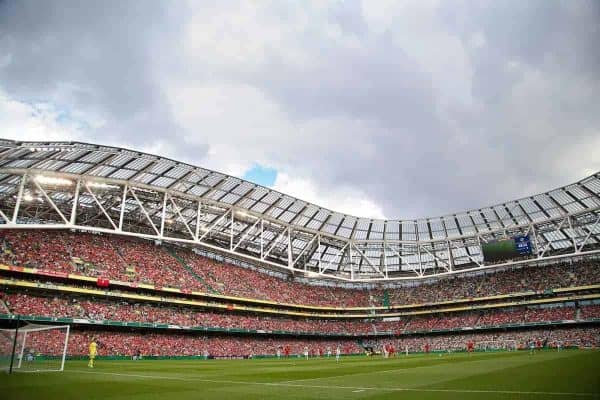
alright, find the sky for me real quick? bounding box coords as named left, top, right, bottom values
left=0, top=0, right=599, bottom=220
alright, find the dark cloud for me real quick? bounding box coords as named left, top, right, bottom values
left=0, top=0, right=207, bottom=158
left=1, top=0, right=598, bottom=219
left=219, top=0, right=600, bottom=218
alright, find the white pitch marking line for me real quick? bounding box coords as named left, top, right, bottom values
left=67, top=370, right=598, bottom=397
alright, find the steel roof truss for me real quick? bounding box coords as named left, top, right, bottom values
left=128, top=187, right=160, bottom=236
left=84, top=182, right=118, bottom=230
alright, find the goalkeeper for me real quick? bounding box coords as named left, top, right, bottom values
left=88, top=338, right=98, bottom=368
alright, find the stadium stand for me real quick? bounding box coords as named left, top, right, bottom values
left=0, top=229, right=598, bottom=359
left=0, top=230, right=372, bottom=307
left=0, top=291, right=377, bottom=335
left=366, top=327, right=600, bottom=353
left=2, top=291, right=598, bottom=336
left=1, top=230, right=599, bottom=308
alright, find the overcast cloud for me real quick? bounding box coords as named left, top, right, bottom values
left=1, top=0, right=599, bottom=219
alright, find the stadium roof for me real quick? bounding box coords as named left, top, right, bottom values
left=0, top=139, right=599, bottom=282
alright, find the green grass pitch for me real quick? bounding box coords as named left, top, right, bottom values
left=2, top=350, right=599, bottom=399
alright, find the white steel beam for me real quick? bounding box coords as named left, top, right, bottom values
left=84, top=183, right=118, bottom=230
left=231, top=217, right=261, bottom=252
left=291, top=233, right=319, bottom=268
left=420, top=244, right=451, bottom=272
left=118, top=184, right=127, bottom=231
left=198, top=208, right=232, bottom=241
left=70, top=179, right=80, bottom=225
left=538, top=216, right=568, bottom=258
left=160, top=192, right=168, bottom=237
left=351, top=243, right=385, bottom=277
left=170, top=196, right=195, bottom=240
left=262, top=226, right=289, bottom=259
left=128, top=187, right=160, bottom=236
left=12, top=174, right=27, bottom=223
left=577, top=214, right=600, bottom=252
left=32, top=179, right=69, bottom=224
left=0, top=209, right=10, bottom=223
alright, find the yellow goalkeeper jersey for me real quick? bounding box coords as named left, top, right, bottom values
left=89, top=341, right=97, bottom=356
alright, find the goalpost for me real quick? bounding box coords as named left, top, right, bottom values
left=476, top=340, right=517, bottom=352
left=0, top=322, right=70, bottom=373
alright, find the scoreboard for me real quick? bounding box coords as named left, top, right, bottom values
left=514, top=235, right=533, bottom=255
left=482, top=235, right=532, bottom=262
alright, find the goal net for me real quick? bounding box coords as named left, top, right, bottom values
left=476, top=340, right=517, bottom=352
left=0, top=323, right=70, bottom=373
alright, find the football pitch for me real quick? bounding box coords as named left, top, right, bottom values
left=2, top=350, right=599, bottom=399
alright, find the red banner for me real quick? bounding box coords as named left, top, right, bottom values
left=96, top=278, right=110, bottom=287
left=38, top=270, right=68, bottom=278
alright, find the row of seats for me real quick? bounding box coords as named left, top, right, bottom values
left=1, top=230, right=599, bottom=307
left=2, top=291, right=598, bottom=335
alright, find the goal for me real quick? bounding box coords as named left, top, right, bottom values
left=476, top=340, right=517, bottom=352
left=0, top=322, right=70, bottom=373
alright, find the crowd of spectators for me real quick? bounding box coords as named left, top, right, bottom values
left=4, top=327, right=598, bottom=358
left=405, top=313, right=479, bottom=332
left=1, top=230, right=599, bottom=308
left=580, top=304, right=600, bottom=320
left=367, top=327, right=600, bottom=353
left=0, top=291, right=376, bottom=335
left=176, top=249, right=372, bottom=307
left=6, top=330, right=363, bottom=357
left=386, top=260, right=600, bottom=305
left=2, top=291, right=597, bottom=335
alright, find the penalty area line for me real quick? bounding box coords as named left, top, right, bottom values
left=67, top=370, right=598, bottom=397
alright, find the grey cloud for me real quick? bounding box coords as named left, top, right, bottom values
left=1, top=0, right=599, bottom=220
left=217, top=1, right=600, bottom=218
left=0, top=0, right=207, bottom=158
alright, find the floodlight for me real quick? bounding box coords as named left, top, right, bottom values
left=87, top=181, right=119, bottom=190
left=35, top=175, right=73, bottom=186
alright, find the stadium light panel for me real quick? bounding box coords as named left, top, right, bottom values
left=87, top=181, right=119, bottom=190
left=236, top=210, right=257, bottom=220
left=35, top=175, right=73, bottom=186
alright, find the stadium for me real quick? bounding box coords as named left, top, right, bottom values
left=2, top=1, right=600, bottom=398
left=0, top=139, right=598, bottom=399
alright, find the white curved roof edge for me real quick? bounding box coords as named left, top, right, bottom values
left=0, top=138, right=599, bottom=243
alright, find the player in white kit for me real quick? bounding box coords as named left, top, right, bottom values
left=335, top=346, right=341, bottom=362
left=304, top=346, right=309, bottom=360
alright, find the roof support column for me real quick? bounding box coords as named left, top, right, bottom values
left=349, top=242, right=354, bottom=281
left=69, top=179, right=80, bottom=225
left=118, top=184, right=127, bottom=231
left=12, top=173, right=27, bottom=223
left=160, top=192, right=168, bottom=237
left=195, top=201, right=202, bottom=241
